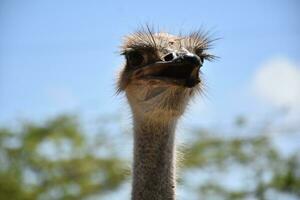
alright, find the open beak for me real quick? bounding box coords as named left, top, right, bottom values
left=133, top=52, right=202, bottom=88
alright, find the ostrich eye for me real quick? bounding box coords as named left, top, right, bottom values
left=126, top=51, right=144, bottom=67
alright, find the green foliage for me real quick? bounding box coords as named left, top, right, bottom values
left=182, top=127, right=300, bottom=200
left=271, top=156, right=300, bottom=196
left=183, top=132, right=279, bottom=168
left=0, top=115, right=128, bottom=200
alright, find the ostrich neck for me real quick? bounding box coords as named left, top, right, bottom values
left=132, top=116, right=177, bottom=200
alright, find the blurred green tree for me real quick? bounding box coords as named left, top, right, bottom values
left=181, top=122, right=300, bottom=200
left=0, top=115, right=128, bottom=200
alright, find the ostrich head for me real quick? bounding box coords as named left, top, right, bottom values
left=117, top=27, right=215, bottom=121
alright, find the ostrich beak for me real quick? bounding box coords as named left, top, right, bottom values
left=133, top=52, right=202, bottom=88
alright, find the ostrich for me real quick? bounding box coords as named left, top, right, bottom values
left=117, top=27, right=215, bottom=200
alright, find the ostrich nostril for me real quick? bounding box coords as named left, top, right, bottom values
left=163, top=53, right=175, bottom=62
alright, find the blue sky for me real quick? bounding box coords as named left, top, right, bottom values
left=0, top=0, right=299, bottom=128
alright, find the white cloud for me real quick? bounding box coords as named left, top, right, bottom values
left=252, top=57, right=300, bottom=110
